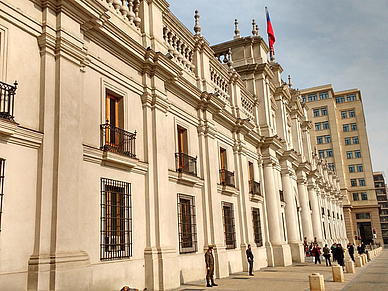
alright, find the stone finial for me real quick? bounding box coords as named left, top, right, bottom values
left=288, top=75, right=292, bottom=88
left=252, top=20, right=258, bottom=36
left=227, top=48, right=233, bottom=68
left=256, top=24, right=259, bottom=36
left=234, top=19, right=241, bottom=39
left=270, top=47, right=275, bottom=62
left=194, top=10, right=201, bottom=36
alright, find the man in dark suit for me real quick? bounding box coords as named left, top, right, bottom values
left=246, top=244, right=254, bottom=276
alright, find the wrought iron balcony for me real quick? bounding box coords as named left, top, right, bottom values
left=220, top=169, right=235, bottom=187
left=100, top=122, right=136, bottom=158
left=279, top=190, right=285, bottom=202
left=0, top=81, right=17, bottom=121
left=249, top=180, right=261, bottom=196
left=175, top=152, right=197, bottom=176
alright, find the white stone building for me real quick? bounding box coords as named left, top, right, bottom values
left=0, top=0, right=347, bottom=290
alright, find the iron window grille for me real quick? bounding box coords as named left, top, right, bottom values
left=0, top=81, right=17, bottom=121
left=222, top=202, right=236, bottom=249
left=219, top=169, right=235, bottom=187
left=175, top=153, right=197, bottom=176
left=0, top=158, right=5, bottom=232
left=279, top=190, right=285, bottom=202
left=252, top=208, right=263, bottom=247
left=249, top=180, right=261, bottom=196
left=101, top=178, right=132, bottom=260
left=100, top=122, right=136, bottom=158
left=177, top=194, right=197, bottom=254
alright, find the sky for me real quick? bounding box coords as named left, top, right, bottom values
left=166, top=0, right=388, bottom=176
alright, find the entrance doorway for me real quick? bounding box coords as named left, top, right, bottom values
left=357, top=222, right=373, bottom=244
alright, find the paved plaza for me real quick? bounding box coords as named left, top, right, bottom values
left=173, top=250, right=388, bottom=291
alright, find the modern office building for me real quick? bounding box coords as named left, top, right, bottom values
left=373, top=172, right=388, bottom=245
left=300, top=85, right=382, bottom=246
left=0, top=1, right=346, bottom=290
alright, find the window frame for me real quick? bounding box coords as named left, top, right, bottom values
left=321, top=107, right=328, bottom=116
left=341, top=111, right=347, bottom=119
left=361, top=192, right=368, bottom=201
left=349, top=110, right=355, bottom=117
left=177, top=194, right=197, bottom=254
left=252, top=208, right=263, bottom=247
left=353, top=193, right=359, bottom=201
left=0, top=158, right=5, bottom=232
left=222, top=202, right=236, bottom=249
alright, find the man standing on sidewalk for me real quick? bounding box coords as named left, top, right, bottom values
left=205, top=245, right=218, bottom=287
left=246, top=244, right=254, bottom=276
left=323, top=244, right=332, bottom=266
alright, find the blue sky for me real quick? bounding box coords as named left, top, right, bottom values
left=167, top=0, right=388, bottom=176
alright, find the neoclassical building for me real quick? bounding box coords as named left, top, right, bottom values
left=0, top=1, right=346, bottom=290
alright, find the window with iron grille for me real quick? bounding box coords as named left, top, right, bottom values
left=177, top=194, right=197, bottom=254
left=0, top=158, right=5, bottom=232
left=252, top=208, right=263, bottom=247
left=101, top=178, right=132, bottom=260
left=222, top=202, right=236, bottom=249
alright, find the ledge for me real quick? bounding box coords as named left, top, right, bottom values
left=0, top=122, right=43, bottom=149
left=250, top=193, right=264, bottom=203
left=217, top=184, right=239, bottom=196
left=0, top=118, right=18, bottom=136
left=168, top=169, right=203, bottom=188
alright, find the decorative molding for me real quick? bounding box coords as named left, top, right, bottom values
left=217, top=184, right=239, bottom=197
left=168, top=169, right=203, bottom=188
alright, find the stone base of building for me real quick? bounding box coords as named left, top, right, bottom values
left=289, top=242, right=305, bottom=263
left=268, top=244, right=293, bottom=267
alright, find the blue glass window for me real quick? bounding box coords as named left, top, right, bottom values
left=317, top=136, right=323, bottom=144
left=336, top=96, right=345, bottom=103
left=349, top=165, right=355, bottom=173
left=359, top=178, right=365, bottom=186
left=357, top=164, right=363, bottom=172
left=321, top=108, right=327, bottom=116
left=315, top=123, right=321, bottom=130
left=355, top=150, right=361, bottom=158
left=313, top=109, right=320, bottom=117
left=324, top=135, right=331, bottom=143
left=326, top=149, right=333, bottom=157
left=349, top=110, right=355, bottom=117
left=343, top=124, right=349, bottom=132
left=308, top=94, right=317, bottom=102
left=341, top=111, right=347, bottom=119
left=351, top=179, right=357, bottom=187
left=347, top=151, right=353, bottom=159
left=319, top=92, right=329, bottom=99
left=347, top=94, right=357, bottom=101
left=318, top=150, right=325, bottom=158
left=353, top=137, right=359, bottom=144
left=345, top=138, right=351, bottom=145
left=323, top=121, right=329, bottom=129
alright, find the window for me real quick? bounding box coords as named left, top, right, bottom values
left=355, top=150, right=361, bottom=158
left=252, top=208, right=263, bottom=247
left=347, top=94, right=357, bottom=101
left=336, top=96, right=345, bottom=103
left=222, top=202, right=236, bottom=249
left=351, top=123, right=357, bottom=131
left=319, top=92, right=329, bottom=99
left=347, top=151, right=353, bottom=159
left=341, top=111, right=347, bottom=119
left=359, top=178, right=365, bottom=186
left=318, top=150, right=325, bottom=158
left=308, top=94, right=317, bottom=102
left=349, top=110, right=355, bottom=117
left=357, top=164, right=363, bottom=172
left=177, top=194, right=197, bottom=254
left=321, top=107, right=328, bottom=116
left=324, top=135, right=331, bottom=143
left=326, top=149, right=333, bottom=157
left=328, top=163, right=335, bottom=171
left=248, top=162, right=254, bottom=181
left=322, top=207, right=325, bottom=216
left=313, top=109, right=320, bottom=117
left=101, top=178, right=131, bottom=260
left=353, top=193, right=359, bottom=201
left=0, top=159, right=5, bottom=231
left=220, top=148, right=227, bottom=169
left=349, top=165, right=355, bottom=173
left=351, top=179, right=357, bottom=187
left=361, top=192, right=368, bottom=200
left=322, top=121, right=329, bottom=129
left=315, top=123, right=321, bottom=131
left=302, top=95, right=306, bottom=103
left=317, top=136, right=323, bottom=144
left=353, top=137, right=359, bottom=144
left=343, top=124, right=349, bottom=132
left=106, top=92, right=124, bottom=129
left=345, top=138, right=351, bottom=145
left=356, top=213, right=370, bottom=219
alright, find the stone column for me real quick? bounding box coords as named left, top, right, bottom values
left=308, top=181, right=323, bottom=243
left=297, top=173, right=314, bottom=242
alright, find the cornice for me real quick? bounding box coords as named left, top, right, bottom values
left=234, top=63, right=274, bottom=79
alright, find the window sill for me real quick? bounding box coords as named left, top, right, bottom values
left=168, top=169, right=203, bottom=187
left=217, top=184, right=239, bottom=196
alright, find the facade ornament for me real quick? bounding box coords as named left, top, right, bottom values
left=194, top=10, right=201, bottom=36
left=234, top=19, right=241, bottom=39
left=288, top=75, right=292, bottom=88
left=252, top=20, right=258, bottom=36
left=227, top=48, right=233, bottom=68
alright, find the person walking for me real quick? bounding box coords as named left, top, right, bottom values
left=331, top=243, right=337, bottom=262
left=335, top=243, right=345, bottom=266
left=246, top=244, right=254, bottom=276
left=205, top=246, right=218, bottom=287
left=323, top=244, right=332, bottom=266
left=303, top=237, right=309, bottom=257
left=347, top=243, right=355, bottom=262
left=313, top=245, right=321, bottom=264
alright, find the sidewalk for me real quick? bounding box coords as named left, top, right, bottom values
left=173, top=250, right=387, bottom=291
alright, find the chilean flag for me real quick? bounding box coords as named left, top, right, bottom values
left=266, top=7, right=276, bottom=54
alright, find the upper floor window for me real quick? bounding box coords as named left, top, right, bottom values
left=175, top=126, right=197, bottom=176
left=0, top=158, right=5, bottom=232
left=302, top=95, right=306, bottom=103
left=315, top=123, right=321, bottom=131
left=347, top=94, right=357, bottom=102
left=324, top=135, right=331, bottom=143
left=351, top=123, right=357, bottom=131
left=319, top=92, right=329, bottom=99
left=351, top=179, right=357, bottom=187
left=177, top=194, right=197, bottom=254
left=336, top=96, right=345, bottom=103
left=357, top=164, right=363, bottom=172
left=322, top=121, right=329, bottom=129
left=353, top=193, right=359, bottom=201
left=308, top=94, right=317, bottom=102
left=328, top=163, right=335, bottom=171
left=356, top=213, right=370, bottom=219
left=222, top=202, right=236, bottom=249
left=326, top=149, right=333, bottom=157
left=359, top=178, right=365, bottom=186
left=317, top=136, right=323, bottom=144
left=321, top=108, right=328, bottom=116
left=355, top=150, right=361, bottom=158
left=318, top=150, right=325, bottom=158
left=343, top=124, right=349, bottom=132
left=177, top=126, right=188, bottom=155
left=353, top=137, right=359, bottom=144
left=101, top=178, right=132, bottom=260
left=313, top=109, right=320, bottom=117
left=341, top=111, right=347, bottom=119
left=349, top=110, right=355, bottom=117
left=345, top=138, right=351, bottom=145
left=220, top=147, right=227, bottom=169
left=361, top=192, right=368, bottom=200
left=349, top=165, right=355, bottom=173
left=347, top=151, right=353, bottom=159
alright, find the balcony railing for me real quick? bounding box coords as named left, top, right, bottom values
left=220, top=169, right=235, bottom=187
left=175, top=153, right=197, bottom=176
left=279, top=190, right=285, bottom=202
left=0, top=81, right=17, bottom=121
left=249, top=180, right=261, bottom=196
left=100, top=122, right=136, bottom=158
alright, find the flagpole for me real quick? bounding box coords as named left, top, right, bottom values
left=266, top=7, right=275, bottom=62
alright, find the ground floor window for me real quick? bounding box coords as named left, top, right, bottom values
left=177, top=194, right=197, bottom=253
left=101, top=178, right=132, bottom=260
left=222, top=202, right=236, bottom=249
left=0, top=158, right=5, bottom=232
left=252, top=208, right=263, bottom=246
